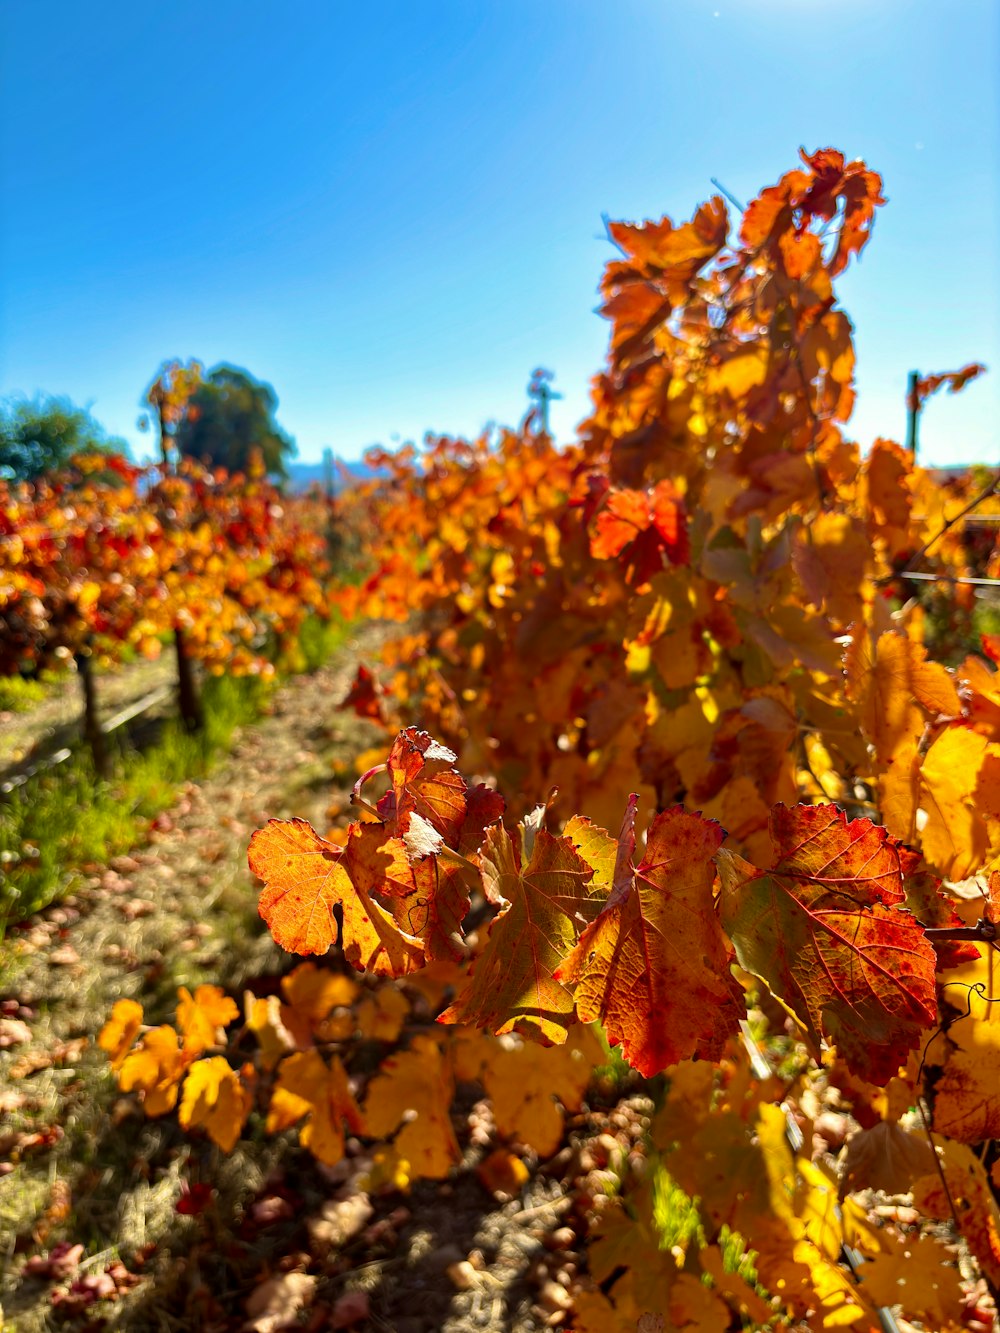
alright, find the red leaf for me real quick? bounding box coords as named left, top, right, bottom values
left=717, top=803, right=937, bottom=1084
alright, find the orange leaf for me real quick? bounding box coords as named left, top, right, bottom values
left=845, top=629, right=960, bottom=766
left=98, top=999, right=143, bottom=1071
left=717, top=803, right=937, bottom=1083
left=557, top=800, right=743, bottom=1075
left=590, top=480, right=689, bottom=586
left=375, top=727, right=468, bottom=856
left=914, top=1141, right=1000, bottom=1288
left=340, top=664, right=387, bottom=724
left=250, top=817, right=423, bottom=974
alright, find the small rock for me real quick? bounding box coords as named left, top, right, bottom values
left=539, top=1280, right=572, bottom=1313
left=447, top=1260, right=479, bottom=1291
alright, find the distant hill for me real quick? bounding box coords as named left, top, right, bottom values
left=285, top=457, right=385, bottom=492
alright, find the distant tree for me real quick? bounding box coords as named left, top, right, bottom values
left=0, top=395, right=128, bottom=482
left=173, top=364, right=296, bottom=479
left=143, top=358, right=204, bottom=468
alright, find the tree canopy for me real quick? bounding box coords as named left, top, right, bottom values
left=0, top=395, right=127, bottom=482
left=173, top=365, right=296, bottom=480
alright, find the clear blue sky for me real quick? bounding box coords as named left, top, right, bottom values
left=1, top=0, right=997, bottom=466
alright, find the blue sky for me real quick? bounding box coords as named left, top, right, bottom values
left=1, top=1, right=997, bottom=466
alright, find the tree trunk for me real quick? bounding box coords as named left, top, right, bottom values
left=174, top=629, right=204, bottom=732
left=76, top=648, right=108, bottom=778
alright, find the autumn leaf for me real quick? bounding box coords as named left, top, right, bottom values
left=340, top=663, right=387, bottom=724
left=374, top=727, right=468, bottom=856
left=245, top=993, right=295, bottom=1071
left=590, top=480, right=690, bottom=587
left=919, top=726, right=990, bottom=879
left=98, top=999, right=143, bottom=1070
left=178, top=1057, right=251, bottom=1152
left=556, top=800, right=744, bottom=1075
left=844, top=628, right=960, bottom=767
left=250, top=817, right=423, bottom=974
left=854, top=1232, right=964, bottom=1324
left=364, top=1034, right=459, bottom=1178
left=480, top=1026, right=604, bottom=1156
left=914, top=1140, right=1000, bottom=1288
left=279, top=960, right=357, bottom=1046
left=838, top=1121, right=936, bottom=1200
left=717, top=803, right=937, bottom=1083
left=933, top=1010, right=1000, bottom=1143
left=266, top=1049, right=363, bottom=1166
left=176, top=984, right=238, bottom=1056
left=911, top=362, right=987, bottom=408
left=438, top=819, right=598, bottom=1044
left=355, top=985, right=409, bottom=1042
left=118, top=1025, right=188, bottom=1117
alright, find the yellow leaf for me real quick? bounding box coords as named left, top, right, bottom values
left=119, top=1025, right=187, bottom=1117
left=364, top=1034, right=458, bottom=1179
left=667, top=1272, right=730, bottom=1331
left=933, top=1005, right=1000, bottom=1142
left=481, top=1027, right=603, bottom=1156
left=176, top=984, right=238, bottom=1056
left=267, top=1050, right=363, bottom=1166
left=707, top=349, right=768, bottom=401
left=854, top=1231, right=964, bottom=1323
left=179, top=1057, right=251, bottom=1153
left=920, top=727, right=990, bottom=879
left=355, top=986, right=409, bottom=1042
left=280, top=962, right=357, bottom=1045
left=244, top=993, right=295, bottom=1072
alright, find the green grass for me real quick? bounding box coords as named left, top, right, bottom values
left=0, top=674, right=53, bottom=713
left=651, top=1162, right=761, bottom=1289
left=0, top=612, right=351, bottom=932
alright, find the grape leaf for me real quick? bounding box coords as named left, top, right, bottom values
left=438, top=820, right=598, bottom=1043
left=176, top=984, right=238, bottom=1056
left=480, top=1026, right=604, bottom=1156
left=717, top=803, right=937, bottom=1084
left=98, top=999, right=143, bottom=1070
left=375, top=727, right=468, bottom=856
left=118, top=1025, right=188, bottom=1117
left=854, top=1232, right=964, bottom=1324
left=279, top=961, right=358, bottom=1045
left=266, top=1049, right=363, bottom=1166
left=340, top=663, right=387, bottom=723
left=557, top=800, right=744, bottom=1075
left=590, top=480, right=690, bottom=587
left=178, top=1057, right=251, bottom=1153
left=250, top=818, right=423, bottom=974
left=364, top=1034, right=459, bottom=1178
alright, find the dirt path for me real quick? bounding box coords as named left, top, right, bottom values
left=0, top=631, right=607, bottom=1333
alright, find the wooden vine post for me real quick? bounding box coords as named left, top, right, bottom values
left=75, top=643, right=108, bottom=778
